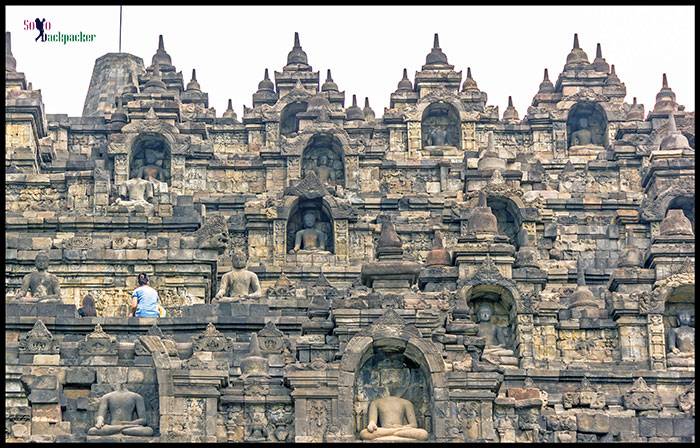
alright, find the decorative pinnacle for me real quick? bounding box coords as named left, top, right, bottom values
left=294, top=79, right=304, bottom=90
left=152, top=63, right=161, bottom=78
left=467, top=67, right=473, bottom=79
left=610, top=65, right=616, bottom=75
left=595, top=43, right=602, bottom=58
left=6, top=31, right=11, bottom=55
left=433, top=33, right=440, bottom=49
left=364, top=97, right=370, bottom=108
left=668, top=113, right=677, bottom=133
left=478, top=190, right=488, bottom=207
left=264, top=68, right=270, bottom=80
left=487, top=131, right=495, bottom=150
left=352, top=94, right=358, bottom=107
left=543, top=68, right=549, bottom=81
left=662, top=73, right=668, bottom=88
left=227, top=99, right=233, bottom=110
left=326, top=69, right=333, bottom=82
left=402, top=68, right=408, bottom=79
left=247, top=333, right=263, bottom=357
left=576, top=256, right=586, bottom=286
left=508, top=96, right=514, bottom=107
left=158, top=35, right=165, bottom=51
left=191, top=69, right=197, bottom=81
left=573, top=33, right=580, bottom=49
left=632, top=97, right=637, bottom=105
left=293, top=31, right=301, bottom=48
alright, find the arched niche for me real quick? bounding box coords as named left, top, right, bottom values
left=353, top=351, right=430, bottom=438
left=301, top=133, right=345, bottom=188
left=338, top=314, right=447, bottom=441
left=280, top=101, right=308, bottom=136
left=662, top=281, right=695, bottom=368
left=567, top=102, right=607, bottom=148
left=129, top=133, right=172, bottom=185
left=421, top=102, right=461, bottom=148
left=286, top=197, right=334, bottom=254
left=487, top=196, right=523, bottom=248
left=667, top=196, right=695, bottom=234
left=463, top=283, right=516, bottom=330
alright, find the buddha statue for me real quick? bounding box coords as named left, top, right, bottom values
left=290, top=211, right=328, bottom=254
left=214, top=253, right=262, bottom=302
left=570, top=118, right=593, bottom=147
left=315, top=155, right=337, bottom=186
left=475, top=302, right=517, bottom=366
left=667, top=310, right=695, bottom=368
left=87, top=383, right=154, bottom=437
left=428, top=126, right=448, bottom=146
left=359, top=383, right=429, bottom=441
left=137, top=142, right=167, bottom=183
left=15, top=252, right=61, bottom=302
left=140, top=164, right=168, bottom=195
left=115, top=176, right=154, bottom=208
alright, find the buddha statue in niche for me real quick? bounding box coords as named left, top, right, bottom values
left=667, top=310, right=695, bottom=368
left=570, top=117, right=593, bottom=146
left=315, top=154, right=337, bottom=186
left=87, top=383, right=154, bottom=437
left=14, top=252, right=61, bottom=303
left=427, top=125, right=448, bottom=146
left=567, top=104, right=606, bottom=149
left=475, top=301, right=518, bottom=367
left=289, top=211, right=329, bottom=254
left=359, top=382, right=429, bottom=441
left=116, top=176, right=155, bottom=209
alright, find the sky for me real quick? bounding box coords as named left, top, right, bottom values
left=5, top=6, right=695, bottom=118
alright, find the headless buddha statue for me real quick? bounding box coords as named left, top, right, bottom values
left=359, top=384, right=429, bottom=441
left=290, top=211, right=328, bottom=254
left=14, top=252, right=61, bottom=303
left=87, top=383, right=154, bottom=437
left=667, top=311, right=695, bottom=368
left=214, top=253, right=262, bottom=302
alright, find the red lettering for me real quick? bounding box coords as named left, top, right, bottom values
left=45, top=21, right=51, bottom=30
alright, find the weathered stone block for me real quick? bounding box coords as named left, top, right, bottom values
left=64, top=367, right=96, bottom=385
left=577, top=413, right=610, bottom=434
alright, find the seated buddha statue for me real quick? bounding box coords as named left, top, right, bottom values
left=115, top=176, right=154, bottom=210
left=667, top=310, right=695, bottom=368
left=214, top=253, right=262, bottom=303
left=476, top=302, right=518, bottom=367
left=289, top=211, right=329, bottom=254
left=87, top=383, right=154, bottom=437
left=315, top=155, right=337, bottom=186
left=569, top=118, right=594, bottom=147
left=359, top=384, right=429, bottom=441
left=427, top=126, right=448, bottom=146
left=14, top=252, right=61, bottom=303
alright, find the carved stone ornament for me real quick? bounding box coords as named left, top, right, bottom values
left=677, top=381, right=695, bottom=415
left=191, top=214, right=229, bottom=252
left=635, top=290, right=664, bottom=315
left=639, top=178, right=696, bottom=221
left=181, top=356, right=228, bottom=371
left=358, top=309, right=421, bottom=339
left=517, top=292, right=540, bottom=314
left=257, top=321, right=285, bottom=354
left=18, top=320, right=60, bottom=354
left=562, top=376, right=606, bottom=409
left=622, top=377, right=663, bottom=411
left=191, top=322, right=235, bottom=352
left=134, top=323, right=177, bottom=356
left=79, top=323, right=118, bottom=356
left=283, top=171, right=331, bottom=199
left=266, top=273, right=296, bottom=299
left=460, top=255, right=517, bottom=291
